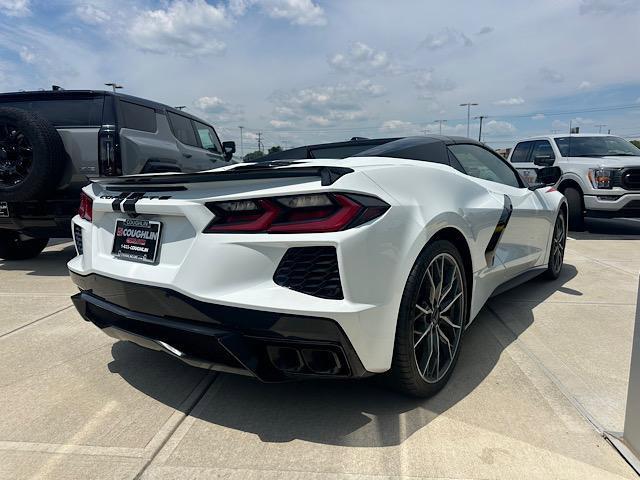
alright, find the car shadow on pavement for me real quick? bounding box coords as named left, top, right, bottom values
left=108, top=263, right=580, bottom=451
left=0, top=241, right=75, bottom=276
left=573, top=218, right=640, bottom=239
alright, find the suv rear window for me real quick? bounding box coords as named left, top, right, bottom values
left=167, top=111, right=198, bottom=147
left=0, top=97, right=104, bottom=127
left=120, top=101, right=156, bottom=132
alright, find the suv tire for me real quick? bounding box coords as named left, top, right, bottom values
left=0, top=232, right=49, bottom=260
left=389, top=240, right=468, bottom=398
left=0, top=107, right=67, bottom=202
left=563, top=187, right=584, bottom=231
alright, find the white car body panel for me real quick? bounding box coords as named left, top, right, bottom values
left=69, top=151, right=565, bottom=375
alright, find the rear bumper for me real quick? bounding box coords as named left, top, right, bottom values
left=584, top=194, right=640, bottom=218
left=0, top=198, right=80, bottom=238
left=70, top=272, right=369, bottom=382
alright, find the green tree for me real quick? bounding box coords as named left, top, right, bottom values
left=631, top=140, right=640, bottom=149
left=268, top=145, right=283, bottom=154
left=243, top=150, right=264, bottom=162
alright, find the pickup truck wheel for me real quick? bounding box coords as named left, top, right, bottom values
left=0, top=107, right=66, bottom=202
left=563, top=187, right=585, bottom=231
left=0, top=232, right=49, bottom=260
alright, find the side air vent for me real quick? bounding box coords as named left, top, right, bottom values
left=273, top=247, right=343, bottom=299
left=73, top=224, right=83, bottom=255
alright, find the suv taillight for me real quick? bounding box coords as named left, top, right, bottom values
left=98, top=125, right=121, bottom=176
left=78, top=191, right=93, bottom=222
left=204, top=193, right=389, bottom=234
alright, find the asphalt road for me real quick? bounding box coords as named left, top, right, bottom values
left=0, top=219, right=638, bottom=479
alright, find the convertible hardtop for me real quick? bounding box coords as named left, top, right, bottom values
left=255, top=135, right=487, bottom=164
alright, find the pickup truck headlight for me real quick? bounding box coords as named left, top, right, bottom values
left=588, top=168, right=616, bottom=189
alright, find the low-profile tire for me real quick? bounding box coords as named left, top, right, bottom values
left=0, top=232, right=49, bottom=260
left=563, top=187, right=584, bottom=231
left=544, top=209, right=567, bottom=280
left=389, top=239, right=469, bottom=398
left=0, top=107, right=67, bottom=202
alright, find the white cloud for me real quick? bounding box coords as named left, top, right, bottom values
left=483, top=120, right=516, bottom=135
left=552, top=120, right=568, bottom=130
left=75, top=4, right=110, bottom=25
left=261, top=0, right=326, bottom=26
left=129, top=0, right=228, bottom=57
left=329, top=42, right=399, bottom=74
left=380, top=120, right=413, bottom=131
left=578, top=80, right=592, bottom=90
left=413, top=69, right=456, bottom=95
left=19, top=46, right=35, bottom=63
left=269, top=119, right=294, bottom=129
left=532, top=113, right=545, bottom=120
left=0, top=0, right=30, bottom=17
left=194, top=96, right=229, bottom=113
left=539, top=67, right=564, bottom=83
left=421, top=28, right=472, bottom=50
left=494, top=96, right=525, bottom=106
left=269, top=80, right=384, bottom=128
left=579, top=0, right=640, bottom=15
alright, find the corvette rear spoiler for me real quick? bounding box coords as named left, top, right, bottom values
left=97, top=163, right=354, bottom=191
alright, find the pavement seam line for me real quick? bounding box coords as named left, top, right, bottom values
left=566, top=249, right=640, bottom=278
left=487, top=304, right=605, bottom=434
left=0, top=304, right=73, bottom=339
left=133, top=371, right=218, bottom=480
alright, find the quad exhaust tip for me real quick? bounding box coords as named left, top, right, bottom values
left=267, top=345, right=343, bottom=375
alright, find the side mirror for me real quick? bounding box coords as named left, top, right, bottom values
left=529, top=166, right=562, bottom=190
left=222, top=141, right=236, bottom=161
left=533, top=155, right=555, bottom=167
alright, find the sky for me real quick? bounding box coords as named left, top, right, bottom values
left=0, top=0, right=639, bottom=153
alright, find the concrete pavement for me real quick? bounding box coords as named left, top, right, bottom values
left=0, top=219, right=638, bottom=479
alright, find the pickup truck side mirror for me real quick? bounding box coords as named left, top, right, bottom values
left=533, top=155, right=555, bottom=167
left=529, top=166, right=562, bottom=190
left=222, top=141, right=236, bottom=161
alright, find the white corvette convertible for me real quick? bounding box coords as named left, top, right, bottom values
left=68, top=136, right=567, bottom=397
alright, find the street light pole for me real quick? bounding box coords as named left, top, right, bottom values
left=475, top=115, right=487, bottom=142
left=238, top=126, right=244, bottom=159
left=104, top=82, right=123, bottom=92
left=460, top=102, right=478, bottom=138
left=434, top=119, right=447, bottom=135
left=595, top=124, right=607, bottom=133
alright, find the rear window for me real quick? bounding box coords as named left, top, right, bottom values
left=310, top=144, right=382, bottom=158
left=0, top=97, right=104, bottom=127
left=120, top=101, right=156, bottom=132
left=167, top=112, right=198, bottom=147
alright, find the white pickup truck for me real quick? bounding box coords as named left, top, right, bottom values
left=507, top=134, right=640, bottom=229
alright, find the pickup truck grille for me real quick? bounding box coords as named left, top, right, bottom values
left=620, top=168, right=640, bottom=190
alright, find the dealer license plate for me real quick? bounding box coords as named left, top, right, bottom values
left=112, top=218, right=162, bottom=263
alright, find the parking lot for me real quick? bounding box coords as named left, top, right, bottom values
left=0, top=218, right=638, bottom=480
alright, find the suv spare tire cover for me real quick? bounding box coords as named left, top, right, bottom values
left=0, top=107, right=67, bottom=202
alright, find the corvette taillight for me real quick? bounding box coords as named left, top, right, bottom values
left=78, top=191, right=93, bottom=222
left=204, top=193, right=389, bottom=233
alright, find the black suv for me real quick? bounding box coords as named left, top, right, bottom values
left=0, top=89, right=236, bottom=259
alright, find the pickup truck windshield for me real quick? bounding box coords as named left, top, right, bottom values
left=554, top=136, right=640, bottom=157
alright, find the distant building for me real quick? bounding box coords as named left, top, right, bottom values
left=495, top=147, right=511, bottom=159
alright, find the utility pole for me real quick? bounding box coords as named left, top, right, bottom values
left=475, top=115, right=487, bottom=142
left=257, top=132, right=263, bottom=152
left=459, top=102, right=478, bottom=138
left=238, top=126, right=244, bottom=159
left=433, top=119, right=447, bottom=135
left=595, top=124, right=607, bottom=133
left=105, top=82, right=123, bottom=92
